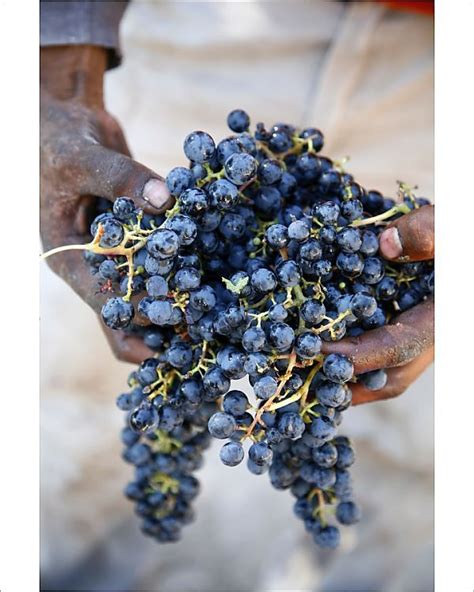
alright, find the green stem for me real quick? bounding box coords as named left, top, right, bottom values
left=292, top=285, right=306, bottom=307
left=40, top=243, right=90, bottom=259
left=312, top=310, right=350, bottom=336
left=351, top=203, right=411, bottom=227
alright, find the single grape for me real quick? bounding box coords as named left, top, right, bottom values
left=146, top=275, right=169, bottom=298
left=295, top=332, right=322, bottom=359
left=250, top=268, right=277, bottom=293
left=174, top=267, right=201, bottom=291
left=359, top=369, right=388, bottom=391
left=99, top=218, right=124, bottom=248
left=208, top=179, right=239, bottom=211
left=179, top=188, right=210, bottom=217
left=253, top=375, right=278, bottom=400
left=288, top=219, right=310, bottom=242
left=336, top=227, right=362, bottom=253
left=313, top=526, right=340, bottom=549
left=277, top=412, right=306, bottom=440
left=166, top=167, right=195, bottom=196
left=129, top=401, right=160, bottom=434
left=220, top=441, right=245, bottom=466
left=98, top=259, right=120, bottom=281
left=113, top=197, right=136, bottom=221
left=183, top=130, right=216, bottom=163
left=275, top=260, right=301, bottom=287
left=208, top=412, right=237, bottom=439
left=265, top=224, right=289, bottom=249
left=101, top=297, right=134, bottom=329
left=323, top=354, right=354, bottom=383
left=224, top=152, right=258, bottom=185
left=362, top=257, right=385, bottom=284
left=312, top=442, right=338, bottom=468
left=223, top=391, right=248, bottom=416
left=336, top=501, right=361, bottom=525
left=268, top=130, right=292, bottom=153
left=227, top=109, right=250, bottom=133
left=147, top=300, right=173, bottom=325
left=249, top=442, right=273, bottom=466
left=313, top=201, right=340, bottom=225
left=267, top=322, right=295, bottom=352
left=316, top=381, right=347, bottom=408
left=146, top=229, right=180, bottom=260
left=242, top=326, right=267, bottom=352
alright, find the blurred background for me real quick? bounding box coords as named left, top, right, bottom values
left=40, top=1, right=433, bottom=590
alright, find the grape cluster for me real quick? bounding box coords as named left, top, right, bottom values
left=77, top=110, right=434, bottom=548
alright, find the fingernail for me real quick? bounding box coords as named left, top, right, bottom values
left=143, top=178, right=171, bottom=210
left=379, top=227, right=403, bottom=259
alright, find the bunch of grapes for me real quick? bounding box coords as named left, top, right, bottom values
left=47, top=110, right=434, bottom=549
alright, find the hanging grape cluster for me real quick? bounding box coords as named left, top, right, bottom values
left=53, top=110, right=433, bottom=549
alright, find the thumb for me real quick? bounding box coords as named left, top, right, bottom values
left=379, top=204, right=434, bottom=261
left=77, top=144, right=172, bottom=213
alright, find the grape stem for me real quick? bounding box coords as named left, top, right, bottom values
left=310, top=488, right=327, bottom=526
left=279, top=248, right=289, bottom=260
left=41, top=223, right=148, bottom=301
left=244, top=353, right=298, bottom=438
left=268, top=360, right=320, bottom=412
left=311, top=309, right=351, bottom=336
left=39, top=242, right=91, bottom=258
left=351, top=202, right=411, bottom=227
left=292, top=285, right=306, bottom=307
left=147, top=368, right=183, bottom=400
left=149, top=471, right=179, bottom=494
left=41, top=223, right=147, bottom=260
left=152, top=430, right=183, bottom=454
left=298, top=359, right=323, bottom=409
left=239, top=176, right=258, bottom=193
left=185, top=341, right=216, bottom=378
left=397, top=180, right=418, bottom=206
left=256, top=141, right=276, bottom=160
left=300, top=399, right=320, bottom=419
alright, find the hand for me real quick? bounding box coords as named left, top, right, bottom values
left=41, top=46, right=172, bottom=362
left=322, top=205, right=434, bottom=404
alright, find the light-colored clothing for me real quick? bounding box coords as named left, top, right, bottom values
left=40, top=2, right=434, bottom=590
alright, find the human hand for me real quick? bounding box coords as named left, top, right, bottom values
left=322, top=205, right=434, bottom=404
left=41, top=46, right=172, bottom=362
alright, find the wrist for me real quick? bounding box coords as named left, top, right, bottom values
left=40, top=45, right=107, bottom=108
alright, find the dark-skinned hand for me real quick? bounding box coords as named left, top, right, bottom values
left=40, top=45, right=172, bottom=362
left=323, top=205, right=434, bottom=404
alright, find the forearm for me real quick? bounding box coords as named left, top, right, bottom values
left=41, top=46, right=107, bottom=108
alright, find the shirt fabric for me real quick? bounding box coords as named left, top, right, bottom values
left=40, top=0, right=128, bottom=68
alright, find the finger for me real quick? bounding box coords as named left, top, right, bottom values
left=99, top=125, right=170, bottom=219
left=75, top=195, right=96, bottom=235
left=109, top=126, right=133, bottom=158
left=351, top=345, right=434, bottom=405
left=321, top=298, right=434, bottom=373
left=102, top=325, right=155, bottom=364
left=379, top=205, right=434, bottom=261
left=77, top=144, right=173, bottom=214
left=97, top=111, right=133, bottom=158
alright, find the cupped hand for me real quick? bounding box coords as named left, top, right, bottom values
left=40, top=46, right=172, bottom=362
left=323, top=205, right=434, bottom=404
